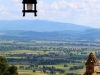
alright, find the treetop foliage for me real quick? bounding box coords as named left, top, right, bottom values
left=0, top=56, right=18, bottom=75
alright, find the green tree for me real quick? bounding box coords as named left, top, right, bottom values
left=43, top=69, right=46, bottom=73
left=33, top=69, right=36, bottom=73
left=50, top=70, right=54, bottom=75
left=30, top=64, right=34, bottom=67
left=64, top=64, right=68, bottom=67
left=0, top=56, right=18, bottom=75
left=35, top=64, right=38, bottom=68
left=7, top=65, right=18, bottom=75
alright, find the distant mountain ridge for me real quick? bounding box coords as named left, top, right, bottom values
left=0, top=29, right=100, bottom=40
left=0, top=20, right=91, bottom=32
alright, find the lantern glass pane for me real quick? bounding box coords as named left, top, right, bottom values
left=27, top=4, right=33, bottom=10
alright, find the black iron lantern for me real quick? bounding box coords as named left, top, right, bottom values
left=22, top=0, right=37, bottom=17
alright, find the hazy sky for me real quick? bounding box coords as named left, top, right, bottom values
left=0, top=0, right=100, bottom=28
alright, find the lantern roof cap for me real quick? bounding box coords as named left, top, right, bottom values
left=22, top=0, right=37, bottom=4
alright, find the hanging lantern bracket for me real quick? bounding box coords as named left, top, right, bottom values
left=22, top=0, right=37, bottom=17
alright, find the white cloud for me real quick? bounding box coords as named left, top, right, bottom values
left=0, top=5, right=7, bottom=11
left=10, top=0, right=19, bottom=3
left=23, top=0, right=100, bottom=28
left=51, top=2, right=59, bottom=10
left=0, top=5, right=11, bottom=15
left=1, top=0, right=100, bottom=27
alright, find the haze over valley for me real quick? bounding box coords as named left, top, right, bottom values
left=0, top=20, right=99, bottom=41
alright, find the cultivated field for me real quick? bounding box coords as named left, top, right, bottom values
left=0, top=40, right=100, bottom=75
